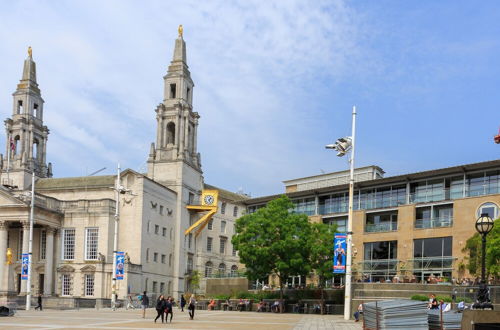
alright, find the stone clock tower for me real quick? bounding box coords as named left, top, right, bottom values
left=1, top=48, right=51, bottom=190
left=147, top=27, right=204, bottom=296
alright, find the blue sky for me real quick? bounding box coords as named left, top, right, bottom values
left=0, top=0, right=498, bottom=196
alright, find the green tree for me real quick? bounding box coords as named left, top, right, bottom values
left=308, top=222, right=336, bottom=314
left=189, top=270, right=201, bottom=294
left=462, top=218, right=500, bottom=279
left=232, top=195, right=312, bottom=312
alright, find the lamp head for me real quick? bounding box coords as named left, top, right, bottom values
left=475, top=213, right=494, bottom=235
left=325, top=137, right=352, bottom=157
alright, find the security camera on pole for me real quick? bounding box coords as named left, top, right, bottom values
left=325, top=106, right=357, bottom=320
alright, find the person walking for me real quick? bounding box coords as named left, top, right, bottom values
left=180, top=294, right=186, bottom=312
left=140, top=291, right=149, bottom=318
left=34, top=293, right=43, bottom=311
left=154, top=295, right=166, bottom=323
left=188, top=294, right=196, bottom=320
left=126, top=295, right=136, bottom=310
left=165, top=296, right=174, bottom=323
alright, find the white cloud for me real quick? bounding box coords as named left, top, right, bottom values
left=0, top=0, right=369, bottom=195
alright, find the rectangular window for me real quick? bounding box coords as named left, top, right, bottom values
left=162, top=227, right=167, bottom=237
left=169, top=84, right=176, bottom=98
left=220, top=237, right=227, bottom=254
left=155, top=225, right=159, bottom=235
left=208, top=219, right=213, bottom=230
left=84, top=228, right=98, bottom=260
left=324, top=217, right=347, bottom=232
left=40, top=230, right=47, bottom=260
left=188, top=233, right=192, bottom=249
left=62, top=274, right=71, bottom=296
left=62, top=229, right=75, bottom=260
left=413, top=237, right=452, bottom=258
left=364, top=241, right=398, bottom=260
left=233, top=206, right=238, bottom=217
left=365, top=211, right=398, bottom=233
left=152, top=281, right=157, bottom=292
left=160, top=282, right=165, bottom=293
left=221, top=221, right=226, bottom=234
left=85, top=274, right=94, bottom=296
left=161, top=254, right=166, bottom=263
left=187, top=255, right=193, bottom=273
left=221, top=202, right=226, bottom=214
left=188, top=192, right=195, bottom=204
left=292, top=197, right=316, bottom=215
left=207, top=237, right=213, bottom=252
left=153, top=252, right=158, bottom=262
left=160, top=205, right=164, bottom=215
left=232, top=245, right=237, bottom=256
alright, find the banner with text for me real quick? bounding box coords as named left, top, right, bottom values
left=333, top=233, right=347, bottom=274
left=116, top=252, right=125, bottom=280
left=21, top=253, right=29, bottom=279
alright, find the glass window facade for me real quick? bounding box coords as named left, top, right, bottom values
left=362, top=241, right=398, bottom=281
left=365, top=211, right=397, bottom=233
left=292, top=198, right=315, bottom=215
left=324, top=217, right=347, bottom=232
left=413, top=237, right=453, bottom=282
left=415, top=204, right=453, bottom=228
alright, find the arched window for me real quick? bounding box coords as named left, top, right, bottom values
left=33, top=139, right=39, bottom=160
left=230, top=265, right=238, bottom=277
left=205, top=261, right=213, bottom=277
left=477, top=202, right=499, bottom=219
left=218, top=263, right=226, bottom=276
left=166, top=122, right=175, bottom=145
left=13, top=135, right=20, bottom=155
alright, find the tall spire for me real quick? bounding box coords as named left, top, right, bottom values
left=21, top=46, right=37, bottom=84
left=172, top=25, right=187, bottom=64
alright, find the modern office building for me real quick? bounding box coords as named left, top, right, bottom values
left=0, top=30, right=246, bottom=303
left=244, top=160, right=500, bottom=283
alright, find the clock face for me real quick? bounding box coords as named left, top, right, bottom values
left=204, top=195, right=214, bottom=205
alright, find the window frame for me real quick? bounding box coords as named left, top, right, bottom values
left=84, top=228, right=99, bottom=261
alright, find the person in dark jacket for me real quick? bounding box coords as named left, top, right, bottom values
left=141, top=291, right=149, bottom=318
left=165, top=296, right=174, bottom=323
left=154, top=295, right=166, bottom=323
left=180, top=294, right=186, bottom=312
left=34, top=294, right=43, bottom=311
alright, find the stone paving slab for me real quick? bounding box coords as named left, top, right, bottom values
left=0, top=308, right=363, bottom=330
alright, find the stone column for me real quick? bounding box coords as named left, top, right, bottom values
left=44, top=227, right=56, bottom=296
left=0, top=221, right=8, bottom=293
left=21, top=221, right=30, bottom=293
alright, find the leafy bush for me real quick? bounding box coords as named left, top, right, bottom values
left=411, top=294, right=429, bottom=302
left=213, top=294, right=231, bottom=300
left=411, top=294, right=453, bottom=303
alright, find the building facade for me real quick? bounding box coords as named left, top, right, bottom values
left=0, top=32, right=246, bottom=302
left=245, top=160, right=500, bottom=284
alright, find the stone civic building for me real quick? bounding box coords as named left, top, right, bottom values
left=244, top=161, right=500, bottom=285
left=0, top=32, right=246, bottom=303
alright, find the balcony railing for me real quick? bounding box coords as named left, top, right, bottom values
left=365, top=222, right=397, bottom=233
left=415, top=217, right=453, bottom=229
left=410, top=256, right=455, bottom=271
left=359, top=259, right=399, bottom=272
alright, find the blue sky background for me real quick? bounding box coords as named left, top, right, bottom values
left=0, top=0, right=498, bottom=196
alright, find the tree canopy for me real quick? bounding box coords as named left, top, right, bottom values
left=462, top=218, right=500, bottom=278
left=232, top=195, right=313, bottom=303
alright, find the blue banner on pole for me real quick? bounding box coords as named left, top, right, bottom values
left=21, top=253, right=29, bottom=280
left=116, top=252, right=125, bottom=280
left=333, top=233, right=347, bottom=274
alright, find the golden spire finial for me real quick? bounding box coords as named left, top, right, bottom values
left=178, top=24, right=183, bottom=38
left=28, top=46, right=32, bottom=58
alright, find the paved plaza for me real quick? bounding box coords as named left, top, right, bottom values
left=0, top=308, right=362, bottom=330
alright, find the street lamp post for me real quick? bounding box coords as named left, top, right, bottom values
left=111, top=164, right=121, bottom=310
left=473, top=213, right=494, bottom=310
left=26, top=171, right=35, bottom=310
left=326, top=106, right=357, bottom=320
